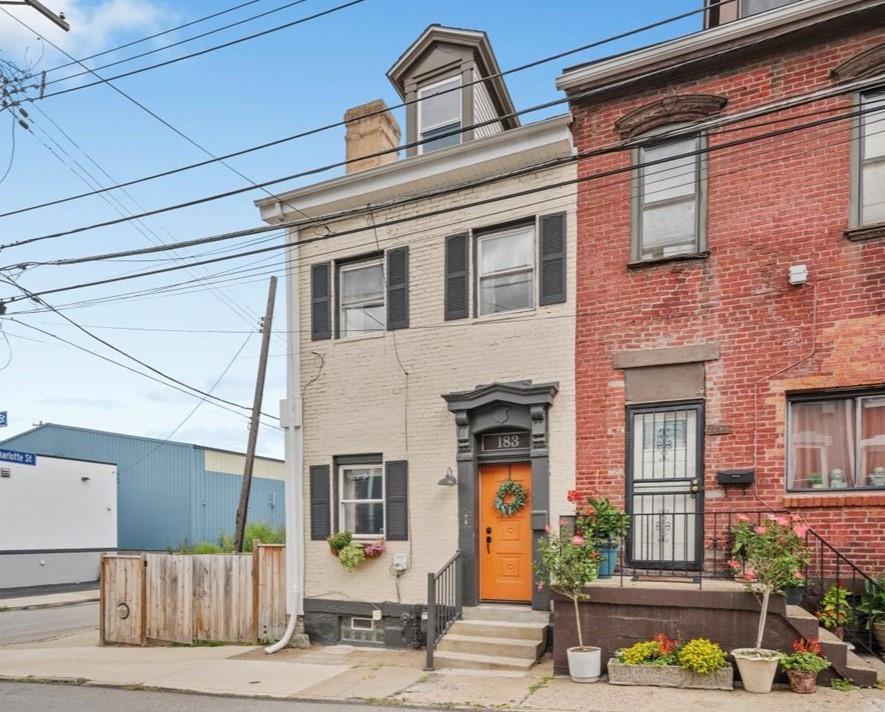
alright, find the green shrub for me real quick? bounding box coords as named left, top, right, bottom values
left=677, top=638, right=728, bottom=675
left=190, top=542, right=224, bottom=554
left=619, top=641, right=663, bottom=665
left=243, top=522, right=285, bottom=552
left=338, top=543, right=366, bottom=571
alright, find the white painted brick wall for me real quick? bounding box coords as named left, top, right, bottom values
left=293, top=163, right=577, bottom=604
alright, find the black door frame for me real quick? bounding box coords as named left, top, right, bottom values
left=624, top=400, right=705, bottom=570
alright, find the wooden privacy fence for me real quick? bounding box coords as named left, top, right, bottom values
left=100, top=543, right=286, bottom=646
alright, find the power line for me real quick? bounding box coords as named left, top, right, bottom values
left=5, top=317, right=280, bottom=431
left=0, top=274, right=280, bottom=421
left=3, top=96, right=882, bottom=309
left=27, top=0, right=271, bottom=78
left=0, top=0, right=743, bottom=221
left=42, top=0, right=315, bottom=89
left=16, top=0, right=368, bottom=100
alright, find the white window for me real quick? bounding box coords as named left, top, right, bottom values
left=338, top=258, right=385, bottom=338
left=635, top=135, right=703, bottom=261
left=340, top=616, right=385, bottom=644
left=417, top=76, right=461, bottom=154
left=860, top=91, right=885, bottom=226
left=741, top=0, right=801, bottom=17
left=339, top=464, right=384, bottom=538
left=476, top=224, right=535, bottom=316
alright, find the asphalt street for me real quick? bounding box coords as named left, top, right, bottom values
left=0, top=602, right=98, bottom=645
left=0, top=683, right=422, bottom=712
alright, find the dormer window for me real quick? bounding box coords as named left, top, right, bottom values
left=417, top=77, right=462, bottom=154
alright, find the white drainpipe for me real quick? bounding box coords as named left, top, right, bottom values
left=266, top=226, right=304, bottom=654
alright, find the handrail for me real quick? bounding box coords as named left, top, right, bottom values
left=424, top=549, right=463, bottom=671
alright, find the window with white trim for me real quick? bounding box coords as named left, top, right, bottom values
left=417, top=76, right=461, bottom=154
left=338, top=258, right=385, bottom=338
left=741, top=0, right=801, bottom=17
left=787, top=392, right=885, bottom=491
left=338, top=464, right=384, bottom=537
left=476, top=224, right=535, bottom=316
left=634, top=134, right=705, bottom=262
left=859, top=90, right=885, bottom=226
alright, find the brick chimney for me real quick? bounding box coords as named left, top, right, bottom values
left=344, top=99, right=400, bottom=174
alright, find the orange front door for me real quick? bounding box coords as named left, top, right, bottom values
left=479, top=462, right=533, bottom=602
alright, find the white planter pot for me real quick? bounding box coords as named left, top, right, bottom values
left=731, top=648, right=780, bottom=694
left=567, top=646, right=601, bottom=683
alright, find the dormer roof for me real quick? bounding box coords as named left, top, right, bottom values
left=386, top=24, right=519, bottom=130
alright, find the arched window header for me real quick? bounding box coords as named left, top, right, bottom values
left=615, top=94, right=728, bottom=138
left=831, top=43, right=885, bottom=84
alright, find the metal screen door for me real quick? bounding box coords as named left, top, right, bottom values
left=626, top=403, right=704, bottom=569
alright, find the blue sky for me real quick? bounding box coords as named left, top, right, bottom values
left=0, top=0, right=702, bottom=457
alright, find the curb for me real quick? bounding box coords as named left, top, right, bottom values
left=1, top=597, right=99, bottom=612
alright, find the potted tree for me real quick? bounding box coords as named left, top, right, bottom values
left=537, top=522, right=601, bottom=683
left=779, top=638, right=830, bottom=694
left=729, top=514, right=810, bottom=693
left=573, top=494, right=630, bottom=578
left=856, top=576, right=885, bottom=651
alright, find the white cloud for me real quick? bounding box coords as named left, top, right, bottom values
left=0, top=0, right=172, bottom=68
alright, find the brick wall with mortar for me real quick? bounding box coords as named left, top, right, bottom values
left=293, top=163, right=577, bottom=605
left=569, top=29, right=885, bottom=569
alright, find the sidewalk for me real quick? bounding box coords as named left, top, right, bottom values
left=0, top=589, right=99, bottom=611
left=0, top=630, right=882, bottom=711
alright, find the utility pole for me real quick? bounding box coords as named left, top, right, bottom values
left=0, top=1, right=71, bottom=31
left=234, top=276, right=277, bottom=552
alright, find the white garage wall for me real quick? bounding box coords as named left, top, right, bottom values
left=0, top=454, right=117, bottom=551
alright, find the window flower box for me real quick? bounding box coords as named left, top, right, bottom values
left=607, top=659, right=733, bottom=690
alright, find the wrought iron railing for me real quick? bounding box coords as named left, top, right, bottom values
left=424, top=549, right=463, bottom=671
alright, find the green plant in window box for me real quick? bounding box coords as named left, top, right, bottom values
left=808, top=472, right=824, bottom=489
left=327, top=531, right=353, bottom=557
left=816, top=585, right=853, bottom=639
left=338, top=542, right=366, bottom=571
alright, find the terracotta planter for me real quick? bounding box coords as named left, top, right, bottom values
left=787, top=670, right=817, bottom=694
left=607, top=659, right=733, bottom=690
left=567, top=646, right=601, bottom=683
left=731, top=648, right=780, bottom=694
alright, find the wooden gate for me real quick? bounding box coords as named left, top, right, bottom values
left=100, top=554, right=146, bottom=645
left=101, top=544, right=286, bottom=646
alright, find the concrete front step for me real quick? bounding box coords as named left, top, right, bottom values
left=449, top=619, right=548, bottom=640
left=461, top=605, right=550, bottom=624
left=436, top=633, right=544, bottom=659
left=432, top=650, right=537, bottom=671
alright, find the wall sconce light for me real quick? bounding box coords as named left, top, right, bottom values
left=438, top=467, right=457, bottom=487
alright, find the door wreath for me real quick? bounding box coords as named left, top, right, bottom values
left=494, top=479, right=528, bottom=516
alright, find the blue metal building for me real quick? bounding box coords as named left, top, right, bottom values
left=0, top=424, right=286, bottom=551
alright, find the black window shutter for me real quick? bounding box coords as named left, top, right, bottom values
left=386, top=247, right=409, bottom=330
left=309, top=464, right=331, bottom=540
left=385, top=460, right=408, bottom=541
left=538, top=212, right=567, bottom=306
left=444, top=233, right=469, bottom=320
left=310, top=262, right=332, bottom=341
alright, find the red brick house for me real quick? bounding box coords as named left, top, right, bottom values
left=558, top=0, right=885, bottom=572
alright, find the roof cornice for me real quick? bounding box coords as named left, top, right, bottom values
left=556, top=0, right=885, bottom=95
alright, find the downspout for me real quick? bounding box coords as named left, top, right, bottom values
left=266, top=225, right=305, bottom=654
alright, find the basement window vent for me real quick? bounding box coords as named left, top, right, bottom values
left=0, top=468, right=10, bottom=478
left=340, top=616, right=384, bottom=645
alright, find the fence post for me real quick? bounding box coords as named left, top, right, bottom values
left=425, top=571, right=436, bottom=671
left=252, top=541, right=261, bottom=644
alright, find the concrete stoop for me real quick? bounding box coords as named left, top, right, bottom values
left=434, top=605, right=548, bottom=671
left=784, top=605, right=878, bottom=687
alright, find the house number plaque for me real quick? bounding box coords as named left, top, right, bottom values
left=481, top=432, right=529, bottom=452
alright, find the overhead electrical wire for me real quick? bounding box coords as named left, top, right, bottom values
left=0, top=274, right=280, bottom=422
left=3, top=93, right=882, bottom=312
left=5, top=99, right=883, bottom=317
left=0, top=0, right=745, bottom=221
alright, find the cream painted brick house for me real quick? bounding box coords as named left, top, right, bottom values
left=256, top=26, right=575, bottom=656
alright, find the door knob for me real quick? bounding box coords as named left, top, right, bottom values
left=486, top=527, right=492, bottom=534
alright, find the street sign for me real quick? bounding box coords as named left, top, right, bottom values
left=0, top=448, right=37, bottom=466
left=0, top=412, right=6, bottom=427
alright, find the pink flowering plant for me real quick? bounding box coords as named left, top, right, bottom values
left=730, top=514, right=811, bottom=649
left=536, top=521, right=601, bottom=650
